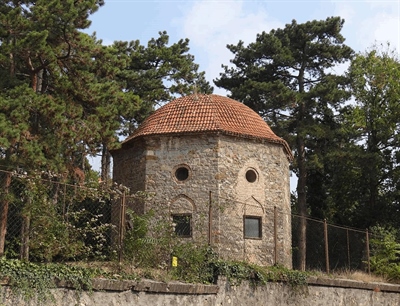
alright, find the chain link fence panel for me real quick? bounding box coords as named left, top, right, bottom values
left=0, top=169, right=124, bottom=262
left=292, top=213, right=370, bottom=273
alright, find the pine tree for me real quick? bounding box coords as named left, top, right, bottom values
left=0, top=0, right=109, bottom=255
left=214, top=17, right=353, bottom=270
left=0, top=2, right=213, bottom=255
left=97, top=32, right=213, bottom=181
left=114, top=31, right=213, bottom=136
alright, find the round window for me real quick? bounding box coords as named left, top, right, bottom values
left=245, top=169, right=257, bottom=183
left=175, top=166, right=189, bottom=181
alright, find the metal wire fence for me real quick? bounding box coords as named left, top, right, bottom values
left=0, top=168, right=124, bottom=262
left=291, top=214, right=369, bottom=273
left=0, top=168, right=390, bottom=275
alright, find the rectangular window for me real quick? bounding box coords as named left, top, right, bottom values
left=172, top=214, right=192, bottom=237
left=244, top=216, right=262, bottom=239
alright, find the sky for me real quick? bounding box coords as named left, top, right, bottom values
left=85, top=0, right=400, bottom=182
left=86, top=0, right=400, bottom=96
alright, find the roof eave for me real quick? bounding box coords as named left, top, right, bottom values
left=119, top=130, right=294, bottom=162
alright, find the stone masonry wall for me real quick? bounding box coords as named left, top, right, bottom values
left=112, top=133, right=291, bottom=266
left=2, top=277, right=400, bottom=306
left=112, top=138, right=147, bottom=193
left=143, top=134, right=219, bottom=243
left=111, top=139, right=148, bottom=237
left=215, top=135, right=291, bottom=267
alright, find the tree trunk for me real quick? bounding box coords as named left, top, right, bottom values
left=10, top=52, right=15, bottom=77
left=296, top=67, right=308, bottom=271
left=36, top=69, right=43, bottom=93
left=296, top=133, right=307, bottom=271
left=0, top=171, right=12, bottom=256
left=366, top=130, right=380, bottom=226
left=101, top=143, right=111, bottom=183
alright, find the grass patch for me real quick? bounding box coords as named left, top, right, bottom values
left=329, top=270, right=391, bottom=283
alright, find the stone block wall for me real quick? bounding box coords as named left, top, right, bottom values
left=112, top=133, right=291, bottom=267
left=143, top=134, right=219, bottom=243
left=215, top=135, right=291, bottom=267
left=112, top=134, right=220, bottom=245
left=111, top=139, right=148, bottom=242
left=2, top=277, right=400, bottom=306
left=112, top=138, right=147, bottom=193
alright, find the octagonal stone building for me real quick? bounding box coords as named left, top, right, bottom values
left=111, top=94, right=293, bottom=267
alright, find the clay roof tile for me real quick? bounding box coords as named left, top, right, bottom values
left=123, top=94, right=293, bottom=160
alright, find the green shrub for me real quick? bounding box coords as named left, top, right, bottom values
left=171, top=244, right=216, bottom=284
left=122, top=209, right=309, bottom=287
left=369, top=225, right=400, bottom=281
left=7, top=171, right=115, bottom=262
left=0, top=258, right=100, bottom=303
left=123, top=209, right=172, bottom=269
left=211, top=260, right=308, bottom=288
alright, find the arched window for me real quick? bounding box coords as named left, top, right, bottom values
left=172, top=214, right=192, bottom=237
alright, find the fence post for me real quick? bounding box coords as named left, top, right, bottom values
left=274, top=206, right=277, bottom=265
left=208, top=191, right=212, bottom=246
left=62, top=183, right=67, bottom=220
left=324, top=219, right=330, bottom=274
left=20, top=213, right=30, bottom=261
left=366, top=228, right=370, bottom=274
left=118, top=191, right=126, bottom=264
left=346, top=228, right=351, bottom=269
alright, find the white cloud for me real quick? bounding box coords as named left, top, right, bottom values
left=333, top=2, right=356, bottom=26
left=359, top=12, right=400, bottom=52
left=174, top=0, right=282, bottom=94
left=175, top=0, right=400, bottom=93
left=331, top=1, right=400, bottom=54
left=369, top=0, right=398, bottom=10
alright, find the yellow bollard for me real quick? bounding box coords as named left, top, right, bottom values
left=172, top=256, right=178, bottom=267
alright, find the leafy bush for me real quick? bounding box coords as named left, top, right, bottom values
left=369, top=225, right=400, bottom=281
left=0, top=258, right=100, bottom=303
left=122, top=209, right=309, bottom=287
left=211, top=261, right=308, bottom=288
left=123, top=209, right=173, bottom=269
left=6, top=171, right=116, bottom=262
left=171, top=244, right=217, bottom=284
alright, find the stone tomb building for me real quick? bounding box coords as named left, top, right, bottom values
left=111, top=94, right=293, bottom=267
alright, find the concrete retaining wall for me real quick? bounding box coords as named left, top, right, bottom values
left=1, top=276, right=400, bottom=306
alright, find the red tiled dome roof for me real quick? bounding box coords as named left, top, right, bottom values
left=123, top=94, right=292, bottom=160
